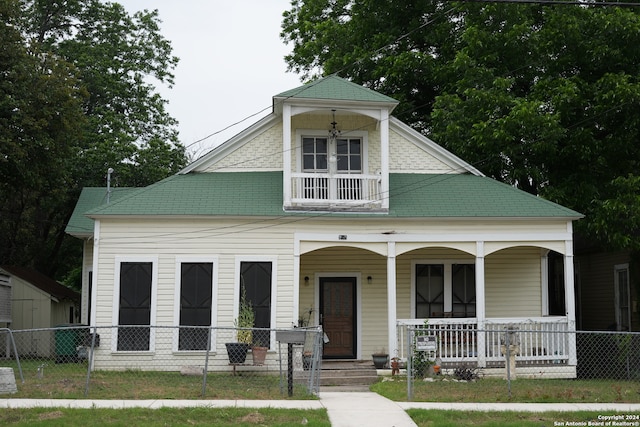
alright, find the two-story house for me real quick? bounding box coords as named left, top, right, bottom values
left=66, top=76, right=582, bottom=375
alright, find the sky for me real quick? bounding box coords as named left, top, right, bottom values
left=117, top=1, right=303, bottom=158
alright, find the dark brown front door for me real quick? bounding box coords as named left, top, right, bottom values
left=320, top=277, right=356, bottom=359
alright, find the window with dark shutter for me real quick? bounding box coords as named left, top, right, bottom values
left=118, top=262, right=152, bottom=351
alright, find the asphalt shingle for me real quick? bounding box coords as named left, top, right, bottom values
left=76, top=172, right=580, bottom=220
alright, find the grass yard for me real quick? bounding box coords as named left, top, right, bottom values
left=4, top=360, right=315, bottom=400
left=0, top=407, right=331, bottom=426
left=0, top=407, right=622, bottom=427
left=372, top=376, right=640, bottom=403
left=407, top=410, right=627, bottom=427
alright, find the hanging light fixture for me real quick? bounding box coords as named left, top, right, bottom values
left=328, top=109, right=341, bottom=139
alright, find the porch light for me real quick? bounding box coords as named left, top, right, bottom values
left=367, top=276, right=372, bottom=284
left=304, top=276, right=310, bottom=286
left=328, top=109, right=341, bottom=139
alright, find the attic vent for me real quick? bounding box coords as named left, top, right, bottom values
left=0, top=274, right=11, bottom=323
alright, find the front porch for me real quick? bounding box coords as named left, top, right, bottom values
left=396, top=317, right=577, bottom=378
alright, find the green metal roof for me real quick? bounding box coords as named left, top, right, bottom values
left=73, top=172, right=580, bottom=221
left=276, top=75, right=399, bottom=104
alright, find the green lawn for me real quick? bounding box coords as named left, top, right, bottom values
left=407, top=410, right=628, bottom=427
left=372, top=376, right=640, bottom=403
left=0, top=407, right=331, bottom=426
left=0, top=407, right=626, bottom=427
left=4, top=360, right=314, bottom=400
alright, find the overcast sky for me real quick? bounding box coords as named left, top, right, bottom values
left=117, top=1, right=303, bottom=158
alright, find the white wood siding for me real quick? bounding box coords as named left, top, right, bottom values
left=484, top=247, right=543, bottom=317
left=389, top=129, right=454, bottom=173
left=301, top=247, right=388, bottom=358
left=205, top=124, right=284, bottom=172
left=90, top=216, right=568, bottom=367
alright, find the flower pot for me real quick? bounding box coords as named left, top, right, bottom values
left=433, top=365, right=441, bottom=375
left=225, top=342, right=250, bottom=364
left=252, top=346, right=268, bottom=366
left=302, top=352, right=313, bottom=370
left=372, top=354, right=389, bottom=369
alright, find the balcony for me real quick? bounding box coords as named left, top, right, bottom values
left=290, top=173, right=383, bottom=210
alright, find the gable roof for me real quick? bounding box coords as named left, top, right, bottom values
left=275, top=75, right=399, bottom=105
left=80, top=172, right=581, bottom=219
left=1, top=266, right=79, bottom=302
left=65, top=187, right=137, bottom=237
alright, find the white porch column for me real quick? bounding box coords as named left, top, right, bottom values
left=475, top=241, right=486, bottom=368
left=282, top=104, right=292, bottom=205
left=387, top=241, right=397, bottom=357
left=380, top=109, right=390, bottom=210
left=564, top=236, right=578, bottom=365
left=293, top=253, right=300, bottom=328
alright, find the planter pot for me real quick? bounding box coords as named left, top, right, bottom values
left=225, top=342, right=250, bottom=364
left=252, top=346, right=268, bottom=366
left=302, top=352, right=313, bottom=370
left=372, top=354, right=389, bottom=369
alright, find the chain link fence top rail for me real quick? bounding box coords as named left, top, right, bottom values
left=0, top=325, right=323, bottom=399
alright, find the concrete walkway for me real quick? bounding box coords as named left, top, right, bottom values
left=2, top=394, right=640, bottom=427
left=321, top=391, right=418, bottom=427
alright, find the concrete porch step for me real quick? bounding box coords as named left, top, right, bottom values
left=296, top=359, right=379, bottom=386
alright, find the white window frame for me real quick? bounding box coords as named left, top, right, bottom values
left=112, top=256, right=158, bottom=353
left=234, top=256, right=278, bottom=349
left=173, top=256, right=219, bottom=352
left=296, top=129, right=369, bottom=174
left=411, top=259, right=476, bottom=318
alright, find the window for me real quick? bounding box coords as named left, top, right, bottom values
left=118, top=262, right=152, bottom=351
left=240, top=261, right=272, bottom=347
left=415, top=264, right=444, bottom=318
left=302, top=137, right=328, bottom=172
left=615, top=264, right=631, bottom=332
left=452, top=264, right=476, bottom=317
left=336, top=138, right=362, bottom=172
left=179, top=263, right=213, bottom=350
left=415, top=262, right=476, bottom=318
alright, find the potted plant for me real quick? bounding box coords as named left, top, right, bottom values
left=251, top=332, right=268, bottom=366
left=225, top=287, right=254, bottom=364
left=372, top=348, right=389, bottom=369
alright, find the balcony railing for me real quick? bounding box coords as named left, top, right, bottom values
left=290, top=173, right=382, bottom=208
left=396, top=317, right=574, bottom=367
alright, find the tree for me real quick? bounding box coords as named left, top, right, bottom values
left=281, top=1, right=640, bottom=251
left=20, top=0, right=185, bottom=187
left=0, top=0, right=187, bottom=284
left=0, top=0, right=87, bottom=274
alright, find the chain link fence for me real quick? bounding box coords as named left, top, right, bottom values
left=0, top=325, right=323, bottom=399
left=403, top=325, right=640, bottom=401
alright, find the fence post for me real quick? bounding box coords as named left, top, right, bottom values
left=1, top=328, right=23, bottom=383
left=202, top=326, right=212, bottom=397
left=83, top=326, right=98, bottom=397
left=407, top=325, right=413, bottom=401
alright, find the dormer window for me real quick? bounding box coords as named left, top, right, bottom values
left=302, top=137, right=328, bottom=172
left=336, top=138, right=362, bottom=173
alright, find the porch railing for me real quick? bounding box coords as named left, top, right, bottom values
left=396, top=317, right=572, bottom=367
left=290, top=173, right=382, bottom=207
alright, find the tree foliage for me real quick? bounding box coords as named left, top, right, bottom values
left=281, top=0, right=640, bottom=251
left=1, top=0, right=187, bottom=283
